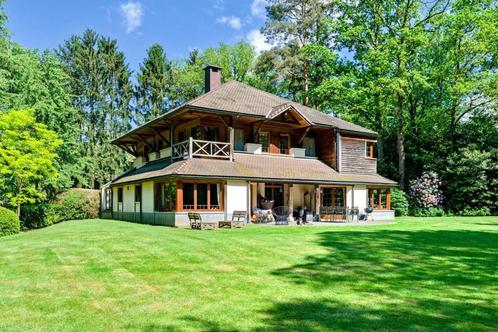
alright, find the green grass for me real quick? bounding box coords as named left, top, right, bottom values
left=0, top=217, right=497, bottom=331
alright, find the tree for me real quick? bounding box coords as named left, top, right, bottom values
left=0, top=13, right=84, bottom=194
left=57, top=29, right=133, bottom=188
left=0, top=109, right=61, bottom=216
left=135, top=44, right=172, bottom=123
left=262, top=0, right=334, bottom=105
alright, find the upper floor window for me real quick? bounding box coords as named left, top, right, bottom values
left=303, top=137, right=316, bottom=157
left=279, top=134, right=290, bottom=154
left=366, top=141, right=377, bottom=159
left=259, top=132, right=270, bottom=153
left=192, top=126, right=219, bottom=141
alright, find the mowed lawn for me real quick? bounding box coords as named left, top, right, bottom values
left=0, top=217, right=497, bottom=331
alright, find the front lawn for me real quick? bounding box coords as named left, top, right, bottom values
left=0, top=217, right=497, bottom=331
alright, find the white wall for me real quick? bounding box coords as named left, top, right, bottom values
left=353, top=185, right=368, bottom=210
left=142, top=181, right=154, bottom=213
left=226, top=180, right=248, bottom=215
left=292, top=184, right=315, bottom=210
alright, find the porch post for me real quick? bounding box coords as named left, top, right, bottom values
left=223, top=182, right=228, bottom=221
left=314, top=185, right=320, bottom=218
left=288, top=184, right=294, bottom=222
left=246, top=182, right=251, bottom=223
left=229, top=126, right=234, bottom=162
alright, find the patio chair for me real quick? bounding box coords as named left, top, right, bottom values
left=188, top=212, right=218, bottom=230
left=273, top=206, right=292, bottom=225
left=188, top=212, right=201, bottom=229
left=220, top=211, right=246, bottom=228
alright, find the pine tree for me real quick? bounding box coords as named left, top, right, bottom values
left=135, top=44, right=172, bottom=123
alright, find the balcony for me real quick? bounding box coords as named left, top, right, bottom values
left=172, top=138, right=232, bottom=161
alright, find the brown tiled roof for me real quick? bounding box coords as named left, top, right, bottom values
left=112, top=80, right=376, bottom=144
left=187, top=81, right=376, bottom=135
left=111, top=153, right=396, bottom=186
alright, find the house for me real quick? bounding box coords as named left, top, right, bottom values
left=101, top=66, right=396, bottom=226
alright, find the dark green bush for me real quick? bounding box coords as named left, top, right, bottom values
left=55, top=188, right=100, bottom=221
left=410, top=207, right=446, bottom=217
left=20, top=204, right=64, bottom=230
left=391, top=188, right=409, bottom=216
left=0, top=206, right=21, bottom=237
left=454, top=207, right=491, bottom=216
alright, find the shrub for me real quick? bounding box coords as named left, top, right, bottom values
left=410, top=207, right=446, bottom=217
left=455, top=207, right=491, bottom=217
left=390, top=188, right=409, bottom=216
left=20, top=204, right=64, bottom=230
left=0, top=206, right=20, bottom=237
left=55, top=188, right=100, bottom=221
left=409, top=171, right=444, bottom=209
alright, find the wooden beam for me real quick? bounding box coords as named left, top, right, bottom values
left=151, top=127, right=170, bottom=147
left=134, top=135, right=154, bottom=151
left=252, top=120, right=265, bottom=139
left=118, top=144, right=137, bottom=157
left=216, top=115, right=231, bottom=128
left=297, top=126, right=311, bottom=145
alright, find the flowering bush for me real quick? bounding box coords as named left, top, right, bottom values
left=409, top=171, right=444, bottom=210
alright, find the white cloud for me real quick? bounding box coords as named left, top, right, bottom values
left=217, top=16, right=242, bottom=30
left=251, top=0, right=267, bottom=18
left=246, top=29, right=273, bottom=53
left=120, top=1, right=143, bottom=33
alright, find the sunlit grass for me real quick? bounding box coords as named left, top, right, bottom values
left=0, top=217, right=497, bottom=331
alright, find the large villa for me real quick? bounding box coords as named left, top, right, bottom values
left=101, top=66, right=396, bottom=227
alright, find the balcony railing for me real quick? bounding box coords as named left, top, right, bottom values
left=172, top=138, right=231, bottom=160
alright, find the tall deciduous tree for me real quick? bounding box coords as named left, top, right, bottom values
left=0, top=109, right=61, bottom=216
left=262, top=0, right=334, bottom=105
left=57, top=29, right=133, bottom=188
left=135, top=44, right=172, bottom=123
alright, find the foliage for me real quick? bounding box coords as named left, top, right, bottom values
left=390, top=188, right=409, bottom=216
left=0, top=109, right=61, bottom=216
left=55, top=188, right=100, bottom=221
left=410, top=207, right=446, bottom=217
left=57, top=29, right=133, bottom=188
left=135, top=44, right=172, bottom=123
left=20, top=204, right=63, bottom=230
left=0, top=206, right=20, bottom=237
left=409, top=171, right=444, bottom=211
left=444, top=148, right=494, bottom=214
left=0, top=39, right=84, bottom=194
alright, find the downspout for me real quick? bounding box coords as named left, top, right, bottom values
left=336, top=132, right=342, bottom=172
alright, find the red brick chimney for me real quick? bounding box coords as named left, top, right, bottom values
left=204, top=65, right=222, bottom=93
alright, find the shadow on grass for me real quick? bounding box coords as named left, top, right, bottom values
left=263, top=229, right=498, bottom=331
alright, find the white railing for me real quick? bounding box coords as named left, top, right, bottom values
left=172, top=138, right=231, bottom=160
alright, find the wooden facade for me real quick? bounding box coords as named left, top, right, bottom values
left=340, top=137, right=377, bottom=174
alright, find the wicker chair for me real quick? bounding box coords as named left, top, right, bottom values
left=273, top=206, right=292, bottom=225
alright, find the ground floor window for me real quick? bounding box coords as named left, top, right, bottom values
left=368, top=188, right=391, bottom=210
left=321, top=187, right=345, bottom=207
left=154, top=182, right=177, bottom=211
left=103, top=188, right=112, bottom=210
left=117, top=187, right=123, bottom=203
left=134, top=184, right=142, bottom=203
left=181, top=182, right=222, bottom=211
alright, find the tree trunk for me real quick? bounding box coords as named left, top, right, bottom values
left=303, top=59, right=309, bottom=106
left=397, top=94, right=406, bottom=190
left=16, top=204, right=20, bottom=218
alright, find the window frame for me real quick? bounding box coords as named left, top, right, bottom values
left=365, top=140, right=377, bottom=159
left=117, top=187, right=123, bottom=203
left=259, top=131, right=270, bottom=153
left=279, top=134, right=290, bottom=154
left=178, top=181, right=223, bottom=212
left=134, top=184, right=142, bottom=203
left=321, top=186, right=346, bottom=208
left=154, top=182, right=177, bottom=212
left=368, top=187, right=391, bottom=210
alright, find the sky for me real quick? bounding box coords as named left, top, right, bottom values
left=4, top=0, right=272, bottom=71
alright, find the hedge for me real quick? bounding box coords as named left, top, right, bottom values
left=0, top=206, right=20, bottom=237
left=20, top=204, right=64, bottom=230
left=55, top=188, right=100, bottom=221
left=391, top=188, right=409, bottom=216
